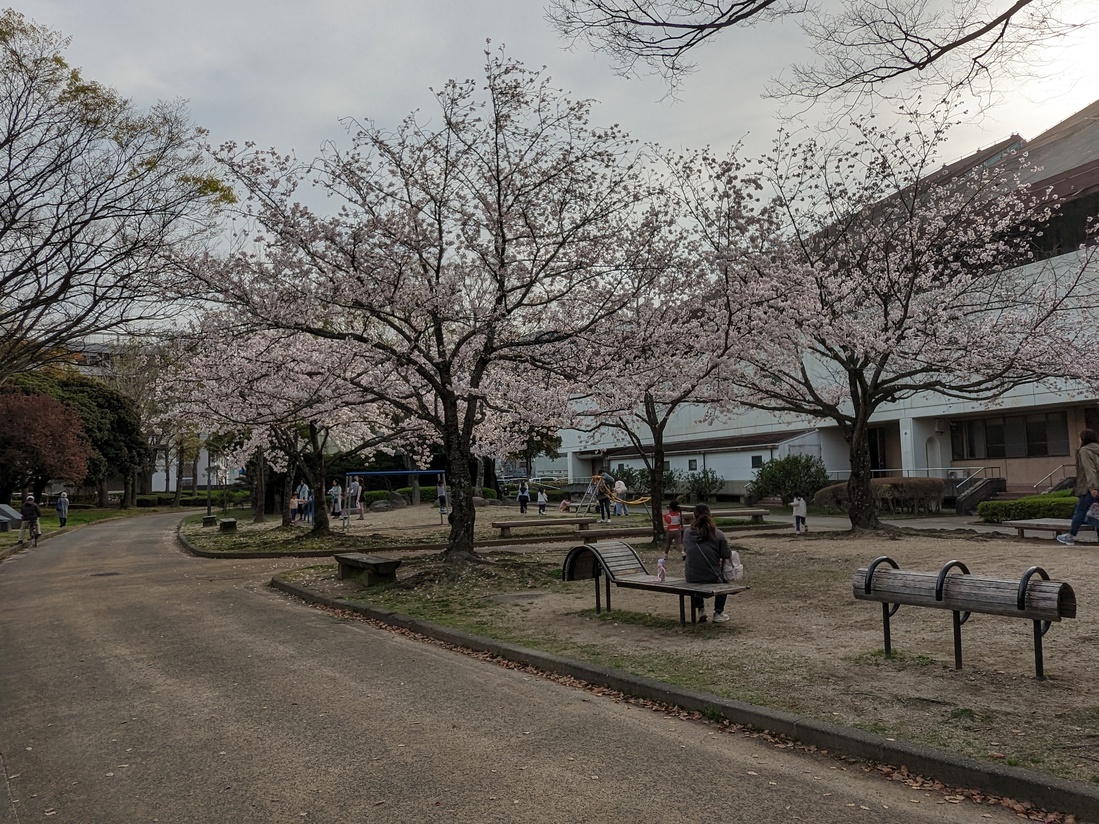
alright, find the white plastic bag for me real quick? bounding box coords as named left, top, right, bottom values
left=722, top=551, right=744, bottom=582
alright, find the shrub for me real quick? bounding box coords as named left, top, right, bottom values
left=685, top=468, right=725, bottom=502
left=480, top=488, right=498, bottom=500
left=977, top=493, right=1076, bottom=523
left=812, top=477, right=945, bottom=515
left=748, top=455, right=831, bottom=505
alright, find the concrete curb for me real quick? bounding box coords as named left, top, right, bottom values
left=270, top=573, right=1099, bottom=822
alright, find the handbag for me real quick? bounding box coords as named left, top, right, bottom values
left=1086, top=502, right=1099, bottom=525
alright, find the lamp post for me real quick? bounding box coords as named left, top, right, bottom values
left=202, top=437, right=216, bottom=527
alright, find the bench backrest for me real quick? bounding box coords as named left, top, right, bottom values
left=562, top=541, right=648, bottom=582
left=853, top=565, right=1076, bottom=622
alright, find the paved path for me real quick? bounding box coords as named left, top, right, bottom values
left=0, top=513, right=1023, bottom=823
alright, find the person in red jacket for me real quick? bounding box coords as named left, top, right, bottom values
left=662, top=500, right=684, bottom=558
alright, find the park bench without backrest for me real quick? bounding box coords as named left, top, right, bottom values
left=562, top=540, right=749, bottom=626
left=853, top=556, right=1076, bottom=679
left=491, top=517, right=596, bottom=538
left=1001, top=518, right=1079, bottom=540
left=334, top=552, right=403, bottom=586
left=683, top=508, right=770, bottom=525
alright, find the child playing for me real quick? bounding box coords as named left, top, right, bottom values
left=536, top=489, right=549, bottom=515
left=663, top=500, right=684, bottom=558
left=792, top=494, right=808, bottom=534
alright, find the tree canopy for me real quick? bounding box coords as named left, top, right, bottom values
left=0, top=10, right=232, bottom=383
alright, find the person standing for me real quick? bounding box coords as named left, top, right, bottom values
left=296, top=480, right=310, bottom=522
left=516, top=481, right=531, bottom=515
left=328, top=479, right=343, bottom=518
left=289, top=492, right=299, bottom=523
left=348, top=476, right=363, bottom=520
left=792, top=494, right=808, bottom=534
left=1058, top=429, right=1099, bottom=545
left=18, top=494, right=40, bottom=544
left=536, top=489, right=549, bottom=515
left=613, top=477, right=629, bottom=516
left=55, top=491, right=69, bottom=527
left=683, top=503, right=733, bottom=624
left=436, top=479, right=447, bottom=512
left=662, top=500, right=685, bottom=558
left=595, top=473, right=613, bottom=523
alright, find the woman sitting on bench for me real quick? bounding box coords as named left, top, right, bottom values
left=683, top=504, right=732, bottom=624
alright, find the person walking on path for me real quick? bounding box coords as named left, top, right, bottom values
left=792, top=494, right=808, bottom=534
left=516, top=481, right=531, bottom=514
left=18, top=494, right=40, bottom=544
left=683, top=503, right=733, bottom=624
left=536, top=489, right=549, bottom=515
left=55, top=491, right=69, bottom=528
left=1058, top=429, right=1099, bottom=545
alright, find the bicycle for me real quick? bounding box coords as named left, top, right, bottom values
left=29, top=518, right=40, bottom=547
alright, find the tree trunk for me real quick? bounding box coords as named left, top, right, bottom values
left=119, top=471, right=134, bottom=509
left=173, top=444, right=184, bottom=507
left=163, top=448, right=172, bottom=493
left=846, top=419, right=880, bottom=529
left=97, top=479, right=108, bottom=508
left=440, top=405, right=476, bottom=562
left=475, top=457, right=485, bottom=495
left=190, top=455, right=198, bottom=495
left=252, top=450, right=266, bottom=524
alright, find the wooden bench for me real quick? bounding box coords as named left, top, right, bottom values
left=333, top=552, right=403, bottom=586
left=683, top=508, right=770, bottom=525
left=853, top=556, right=1076, bottom=679
left=562, top=540, right=749, bottom=626
left=492, top=517, right=596, bottom=538
left=1002, top=518, right=1074, bottom=539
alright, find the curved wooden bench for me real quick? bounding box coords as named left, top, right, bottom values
left=563, top=540, right=749, bottom=626
left=853, top=556, right=1076, bottom=678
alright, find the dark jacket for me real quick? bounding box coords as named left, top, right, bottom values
left=21, top=500, right=40, bottom=521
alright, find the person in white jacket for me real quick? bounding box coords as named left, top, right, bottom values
left=792, top=495, right=808, bottom=534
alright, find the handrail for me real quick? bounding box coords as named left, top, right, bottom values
left=1033, top=464, right=1075, bottom=492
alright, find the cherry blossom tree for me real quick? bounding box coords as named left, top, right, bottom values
left=570, top=149, right=771, bottom=535
left=157, top=318, right=409, bottom=532
left=719, top=110, right=1099, bottom=528
left=190, top=52, right=663, bottom=560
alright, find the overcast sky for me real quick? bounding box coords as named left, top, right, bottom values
left=17, top=1, right=1099, bottom=169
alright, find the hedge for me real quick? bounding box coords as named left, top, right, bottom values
left=977, top=491, right=1076, bottom=523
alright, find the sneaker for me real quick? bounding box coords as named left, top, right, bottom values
left=1056, top=533, right=1076, bottom=546
left=712, top=612, right=731, bottom=623
left=697, top=612, right=708, bottom=623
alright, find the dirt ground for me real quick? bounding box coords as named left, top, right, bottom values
left=265, top=506, right=1099, bottom=784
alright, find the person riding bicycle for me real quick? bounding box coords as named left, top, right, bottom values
left=18, top=494, right=40, bottom=544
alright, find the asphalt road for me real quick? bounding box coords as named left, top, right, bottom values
left=0, top=513, right=1023, bottom=823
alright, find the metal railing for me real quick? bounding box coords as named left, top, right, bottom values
left=1033, top=464, right=1075, bottom=492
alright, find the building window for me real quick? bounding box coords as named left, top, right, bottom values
left=688, top=459, right=698, bottom=471
left=951, top=412, right=1069, bottom=460
left=751, top=455, right=763, bottom=469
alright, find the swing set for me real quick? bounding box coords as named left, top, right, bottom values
left=340, top=469, right=449, bottom=529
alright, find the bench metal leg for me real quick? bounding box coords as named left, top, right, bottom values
left=952, top=610, right=963, bottom=670
left=678, top=595, right=686, bottom=626
left=1033, top=619, right=1045, bottom=680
